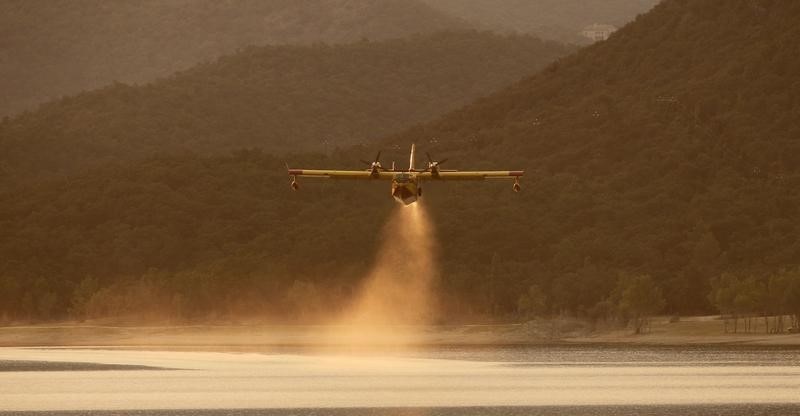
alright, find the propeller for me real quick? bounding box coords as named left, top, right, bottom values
left=424, top=152, right=448, bottom=175
left=361, top=151, right=385, bottom=176
left=426, top=152, right=448, bottom=166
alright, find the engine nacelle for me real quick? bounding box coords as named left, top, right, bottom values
left=513, top=182, right=521, bottom=192
left=291, top=180, right=299, bottom=190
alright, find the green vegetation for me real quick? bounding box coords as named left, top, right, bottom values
left=388, top=0, right=800, bottom=322
left=609, top=274, right=665, bottom=334
left=1, top=1, right=799, bottom=325
left=0, top=0, right=470, bottom=116
left=0, top=151, right=390, bottom=322
left=0, top=31, right=573, bottom=177
left=709, top=269, right=800, bottom=334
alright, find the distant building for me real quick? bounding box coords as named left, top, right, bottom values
left=581, top=23, right=617, bottom=42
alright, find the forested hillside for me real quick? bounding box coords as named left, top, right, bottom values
left=2, top=0, right=800, bottom=323
left=0, top=31, right=573, bottom=178
left=391, top=0, right=800, bottom=316
left=0, top=152, right=393, bottom=321
left=0, top=0, right=469, bottom=116
left=421, top=0, right=659, bottom=44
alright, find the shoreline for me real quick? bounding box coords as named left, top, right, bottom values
left=2, top=316, right=799, bottom=349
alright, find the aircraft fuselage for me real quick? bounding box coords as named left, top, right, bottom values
left=391, top=172, right=420, bottom=205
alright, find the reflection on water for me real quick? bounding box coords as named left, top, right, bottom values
left=0, top=345, right=799, bottom=413
left=408, top=343, right=800, bottom=365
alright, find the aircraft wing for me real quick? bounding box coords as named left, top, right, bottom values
left=287, top=169, right=394, bottom=180
left=418, top=170, right=524, bottom=180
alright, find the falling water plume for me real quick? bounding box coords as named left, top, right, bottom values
left=326, top=203, right=439, bottom=346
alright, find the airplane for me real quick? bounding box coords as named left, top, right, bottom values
left=287, top=144, right=523, bottom=205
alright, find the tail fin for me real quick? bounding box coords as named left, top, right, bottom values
left=409, top=144, right=416, bottom=171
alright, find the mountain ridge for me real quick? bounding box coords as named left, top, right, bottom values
left=0, top=0, right=471, bottom=116
left=420, top=0, right=659, bottom=44
left=0, top=30, right=574, bottom=179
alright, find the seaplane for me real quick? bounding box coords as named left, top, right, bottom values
left=287, top=144, right=523, bottom=205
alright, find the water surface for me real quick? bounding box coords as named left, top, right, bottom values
left=1, top=345, right=799, bottom=413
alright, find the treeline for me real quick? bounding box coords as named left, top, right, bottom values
left=0, top=31, right=573, bottom=177
left=517, top=273, right=665, bottom=334
left=708, top=269, right=800, bottom=333
left=0, top=0, right=469, bottom=116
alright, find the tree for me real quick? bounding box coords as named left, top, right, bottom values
left=708, top=273, right=741, bottom=333
left=517, top=284, right=547, bottom=318
left=70, top=275, right=99, bottom=321
left=612, top=274, right=666, bottom=334
left=763, top=273, right=788, bottom=333
left=732, top=277, right=765, bottom=333
left=770, top=268, right=800, bottom=332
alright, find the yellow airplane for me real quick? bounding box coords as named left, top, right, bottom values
left=287, top=144, right=523, bottom=205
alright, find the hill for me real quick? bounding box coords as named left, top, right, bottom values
left=0, top=0, right=470, bottom=117
left=392, top=0, right=800, bottom=316
left=2, top=0, right=800, bottom=323
left=0, top=151, right=390, bottom=321
left=420, top=0, right=659, bottom=44
left=0, top=31, right=574, bottom=178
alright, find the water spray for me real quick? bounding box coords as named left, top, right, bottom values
left=326, top=203, right=439, bottom=346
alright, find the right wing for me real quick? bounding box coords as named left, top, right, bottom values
left=287, top=168, right=394, bottom=180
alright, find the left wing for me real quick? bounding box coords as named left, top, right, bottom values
left=417, top=171, right=524, bottom=180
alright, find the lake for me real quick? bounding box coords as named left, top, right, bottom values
left=1, top=344, right=799, bottom=414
